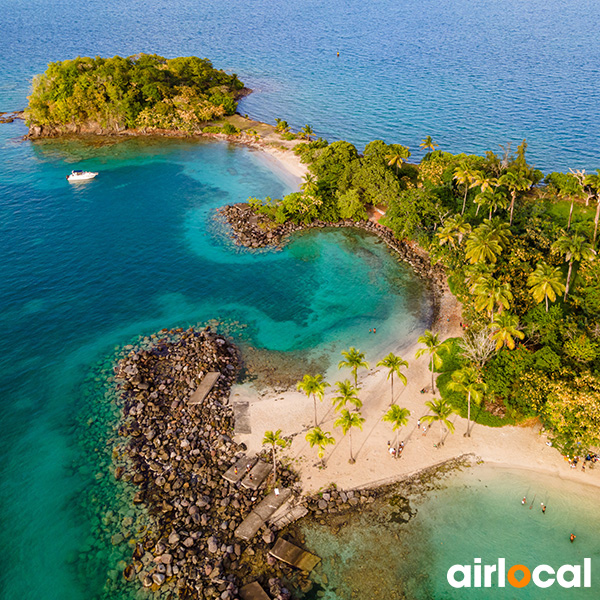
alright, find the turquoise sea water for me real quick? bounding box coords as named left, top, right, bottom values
left=1, top=1, right=600, bottom=599
left=301, top=466, right=600, bottom=599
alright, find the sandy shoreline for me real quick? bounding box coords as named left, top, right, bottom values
left=229, top=239, right=600, bottom=492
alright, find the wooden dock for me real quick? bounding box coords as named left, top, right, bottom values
left=222, top=456, right=256, bottom=484
left=234, top=488, right=292, bottom=540
left=239, top=582, right=271, bottom=600
left=188, top=372, right=221, bottom=405
left=241, top=460, right=271, bottom=490
left=269, top=538, right=321, bottom=572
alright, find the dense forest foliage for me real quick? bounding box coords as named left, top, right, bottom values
left=26, top=54, right=244, bottom=132
left=250, top=135, right=600, bottom=455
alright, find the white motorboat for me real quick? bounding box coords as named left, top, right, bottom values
left=67, top=170, right=98, bottom=182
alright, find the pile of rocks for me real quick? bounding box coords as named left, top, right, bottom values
left=305, top=487, right=377, bottom=517
left=113, top=326, right=298, bottom=599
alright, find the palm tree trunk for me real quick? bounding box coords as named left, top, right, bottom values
left=430, top=356, right=435, bottom=394
left=390, top=373, right=394, bottom=405
left=313, top=394, right=318, bottom=427
left=466, top=391, right=471, bottom=437
left=509, top=193, right=516, bottom=226
left=594, top=199, right=600, bottom=247
left=461, top=187, right=468, bottom=215
left=349, top=431, right=354, bottom=462
left=545, top=294, right=549, bottom=312
left=272, top=446, right=277, bottom=482
left=568, top=200, right=574, bottom=230
left=353, top=367, right=358, bottom=389
left=440, top=422, right=444, bottom=446
left=564, top=261, right=573, bottom=300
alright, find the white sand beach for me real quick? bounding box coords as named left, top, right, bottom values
left=231, top=282, right=600, bottom=494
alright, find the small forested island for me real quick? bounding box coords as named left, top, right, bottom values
left=25, top=54, right=246, bottom=136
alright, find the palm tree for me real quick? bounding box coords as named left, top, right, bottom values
left=386, top=148, right=410, bottom=175
left=475, top=188, right=509, bottom=219
left=453, top=163, right=476, bottom=215
left=490, top=312, right=525, bottom=350
left=415, top=331, right=446, bottom=394
left=262, top=429, right=288, bottom=482
left=421, top=398, right=456, bottom=447
left=552, top=234, right=596, bottom=300
left=420, top=136, right=439, bottom=152
left=448, top=367, right=486, bottom=437
left=471, top=276, right=513, bottom=320
left=338, top=347, right=369, bottom=388
left=465, top=225, right=503, bottom=264
left=274, top=118, right=290, bottom=133
left=299, top=124, right=315, bottom=140
left=334, top=409, right=365, bottom=463
left=297, top=374, right=330, bottom=427
left=332, top=380, right=362, bottom=412
left=382, top=405, right=411, bottom=456
left=583, top=170, right=600, bottom=246
left=376, top=352, right=408, bottom=405
left=301, top=172, right=318, bottom=197
left=305, top=427, right=335, bottom=467
left=562, top=176, right=586, bottom=231
left=498, top=170, right=532, bottom=226
left=527, top=262, right=566, bottom=311
left=436, top=215, right=472, bottom=249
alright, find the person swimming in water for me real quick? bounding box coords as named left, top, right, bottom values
left=521, top=497, right=526, bottom=505
left=570, top=533, right=576, bottom=543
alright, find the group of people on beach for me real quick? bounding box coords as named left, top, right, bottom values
left=387, top=440, right=404, bottom=458
left=565, top=453, right=597, bottom=471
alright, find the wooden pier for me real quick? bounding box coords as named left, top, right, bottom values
left=222, top=456, right=256, bottom=484
left=241, top=460, right=271, bottom=490
left=234, top=488, right=291, bottom=540
left=269, top=538, right=321, bottom=572
left=239, top=582, right=271, bottom=600
left=188, top=371, right=221, bottom=405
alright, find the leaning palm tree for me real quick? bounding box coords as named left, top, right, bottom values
left=448, top=368, right=486, bottom=437
left=583, top=170, right=600, bottom=246
left=299, top=124, right=315, bottom=140
left=527, top=262, right=566, bottom=312
left=453, top=163, right=476, bottom=215
left=415, top=331, right=446, bottom=394
left=421, top=398, right=456, bottom=447
left=498, top=170, right=532, bottom=226
left=490, top=312, right=525, bottom=350
left=305, top=427, right=335, bottom=467
left=334, top=409, right=365, bottom=463
left=274, top=118, right=290, bottom=133
left=338, top=347, right=369, bottom=388
left=382, top=405, right=411, bottom=456
left=420, top=136, right=439, bottom=152
left=332, top=379, right=362, bottom=412
left=262, top=429, right=288, bottom=482
left=376, top=352, right=408, bottom=405
left=297, top=374, right=330, bottom=427
left=552, top=234, right=596, bottom=300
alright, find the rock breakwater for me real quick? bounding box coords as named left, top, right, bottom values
left=113, top=326, right=299, bottom=599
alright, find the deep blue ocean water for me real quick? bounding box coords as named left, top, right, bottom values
left=1, top=0, right=600, bottom=599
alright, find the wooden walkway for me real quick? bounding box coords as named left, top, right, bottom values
left=269, top=538, right=321, bottom=572
left=239, top=582, right=271, bottom=600
left=241, top=460, right=271, bottom=490
left=222, top=456, right=256, bottom=484
left=234, top=488, right=292, bottom=540
left=188, top=371, right=221, bottom=405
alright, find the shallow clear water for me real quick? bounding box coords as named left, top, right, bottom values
left=301, top=465, right=600, bottom=599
